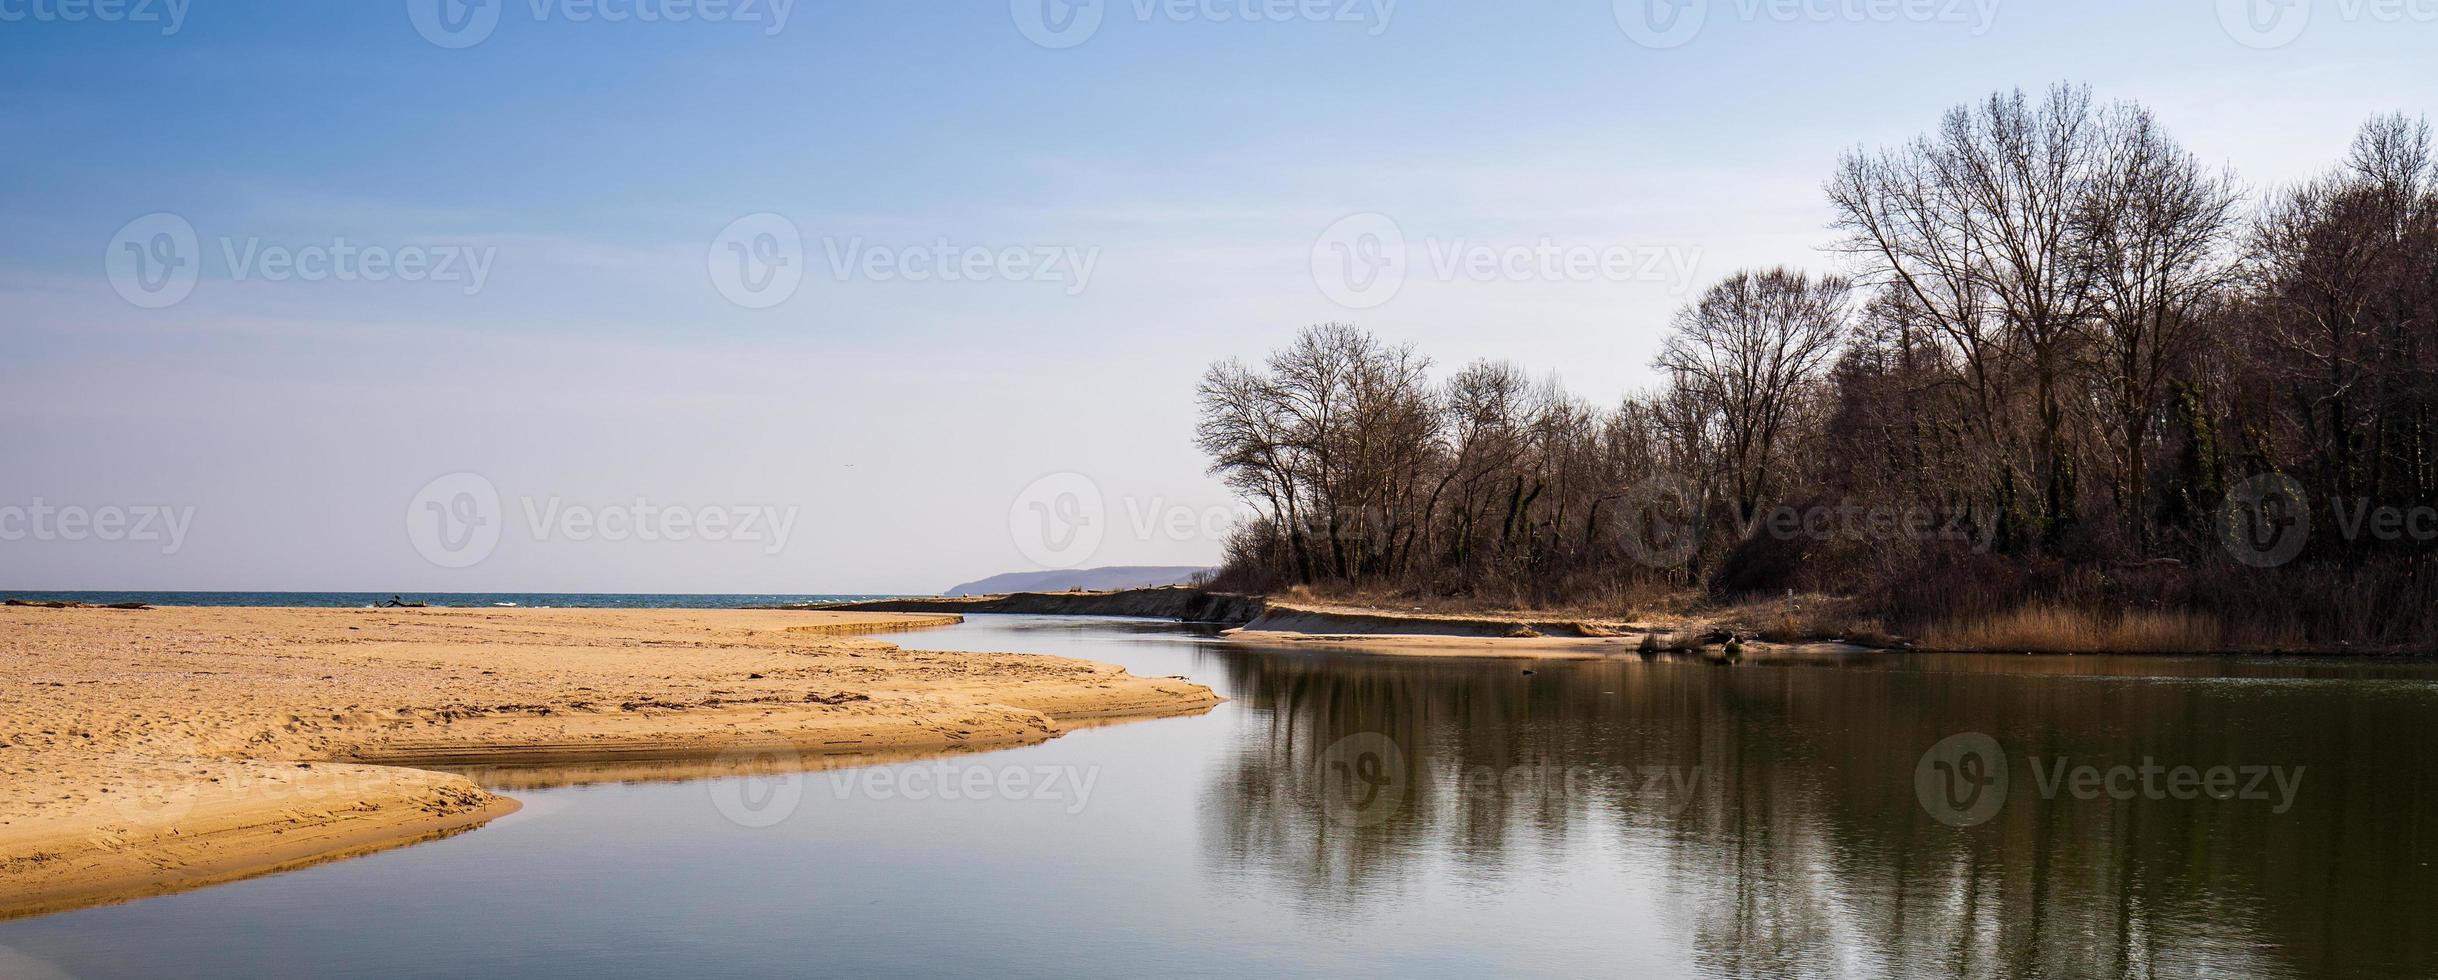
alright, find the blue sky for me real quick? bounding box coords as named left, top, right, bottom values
left=2, top=0, right=2433, bottom=593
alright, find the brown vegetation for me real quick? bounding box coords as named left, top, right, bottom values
left=1199, top=84, right=2438, bottom=653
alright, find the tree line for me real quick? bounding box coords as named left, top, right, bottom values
left=1197, top=84, right=2438, bottom=645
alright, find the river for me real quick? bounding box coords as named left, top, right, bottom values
left=3, top=615, right=2432, bottom=979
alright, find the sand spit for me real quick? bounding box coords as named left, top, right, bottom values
left=804, top=587, right=1268, bottom=625
left=817, top=589, right=1654, bottom=642
left=0, top=606, right=1219, bottom=919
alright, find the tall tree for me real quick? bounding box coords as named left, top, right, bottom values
left=1655, top=268, right=1852, bottom=523
left=1829, top=84, right=2112, bottom=547
left=2075, top=103, right=2243, bottom=546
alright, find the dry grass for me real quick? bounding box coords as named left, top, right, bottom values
left=1920, top=604, right=2228, bottom=654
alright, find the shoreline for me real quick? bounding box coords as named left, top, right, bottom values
left=810, top=588, right=2438, bottom=658
left=0, top=606, right=1220, bottom=920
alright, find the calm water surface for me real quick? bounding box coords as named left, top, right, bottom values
left=4, top=615, right=2434, bottom=979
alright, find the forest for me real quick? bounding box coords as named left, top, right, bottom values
left=1196, top=84, right=2438, bottom=651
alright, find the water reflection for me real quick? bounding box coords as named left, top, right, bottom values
left=1203, top=645, right=2438, bottom=980
left=4, top=618, right=2432, bottom=979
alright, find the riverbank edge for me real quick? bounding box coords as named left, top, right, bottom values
left=0, top=608, right=1221, bottom=921
left=801, top=588, right=2424, bottom=657
left=805, top=589, right=1785, bottom=643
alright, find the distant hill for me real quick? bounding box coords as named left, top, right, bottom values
left=943, top=566, right=1211, bottom=597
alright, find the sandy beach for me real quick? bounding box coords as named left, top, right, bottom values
left=0, top=605, right=1219, bottom=919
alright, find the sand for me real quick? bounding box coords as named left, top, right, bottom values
left=0, top=605, right=1219, bottom=919
left=1223, top=629, right=1876, bottom=660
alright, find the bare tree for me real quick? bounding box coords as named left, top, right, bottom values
left=1656, top=268, right=1852, bottom=522
left=1190, top=101, right=2438, bottom=648
left=1830, top=84, right=2111, bottom=547
left=2075, top=103, right=2243, bottom=545
left=1197, top=358, right=1312, bottom=581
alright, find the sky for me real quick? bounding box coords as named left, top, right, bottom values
left=1, top=0, right=2433, bottom=594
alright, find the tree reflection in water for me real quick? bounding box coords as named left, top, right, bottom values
left=1201, top=646, right=2438, bottom=980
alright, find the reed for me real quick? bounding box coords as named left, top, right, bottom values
left=1921, top=604, right=2226, bottom=654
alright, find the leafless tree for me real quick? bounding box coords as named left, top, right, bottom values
left=1656, top=268, right=1852, bottom=523
left=1830, top=84, right=2112, bottom=547
left=2075, top=104, right=2244, bottom=543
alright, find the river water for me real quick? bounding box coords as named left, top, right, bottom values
left=3, top=615, right=2433, bottom=979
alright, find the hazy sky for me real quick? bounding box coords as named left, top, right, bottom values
left=2, top=0, right=2432, bottom=594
